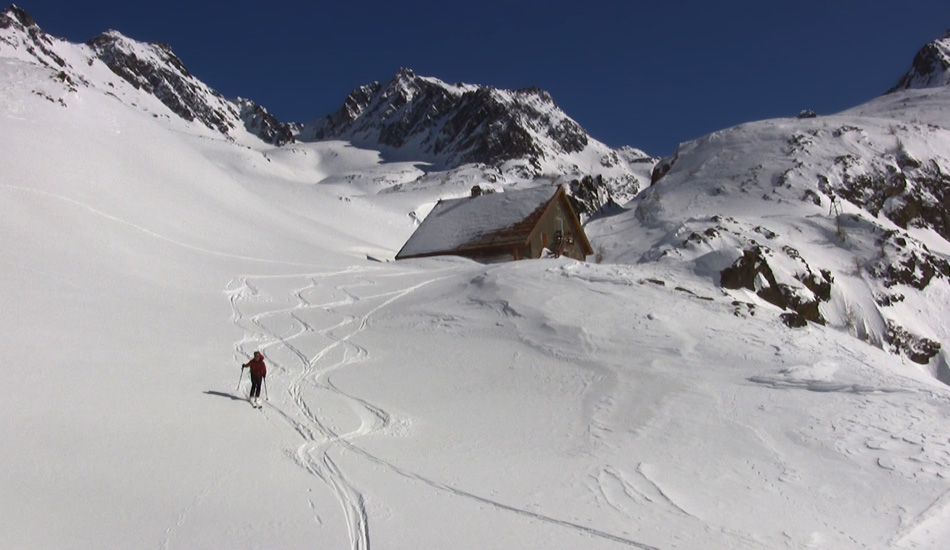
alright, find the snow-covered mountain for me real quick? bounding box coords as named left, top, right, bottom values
left=0, top=6, right=653, bottom=212
left=300, top=68, right=653, bottom=207
left=4, top=5, right=950, bottom=549
left=0, top=4, right=294, bottom=145
left=589, top=32, right=950, bottom=382
left=889, top=30, right=950, bottom=92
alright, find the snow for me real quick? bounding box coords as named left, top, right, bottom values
left=303, top=69, right=655, bottom=202
left=3, top=24, right=950, bottom=550
left=396, top=186, right=557, bottom=258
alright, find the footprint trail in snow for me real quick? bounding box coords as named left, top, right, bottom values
left=225, top=265, right=662, bottom=550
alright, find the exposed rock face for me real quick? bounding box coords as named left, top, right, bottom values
left=236, top=98, right=295, bottom=146
left=831, top=147, right=950, bottom=242
left=719, top=245, right=832, bottom=327
left=886, top=321, right=941, bottom=364
left=888, top=31, right=950, bottom=92
left=88, top=31, right=233, bottom=134
left=568, top=174, right=614, bottom=217
left=302, top=68, right=653, bottom=211
left=0, top=6, right=293, bottom=145
left=869, top=231, right=950, bottom=291
left=86, top=31, right=293, bottom=145
left=624, top=36, right=950, bottom=371
left=307, top=68, right=588, bottom=168
left=0, top=4, right=70, bottom=71
left=0, top=3, right=32, bottom=27
left=3, top=7, right=655, bottom=198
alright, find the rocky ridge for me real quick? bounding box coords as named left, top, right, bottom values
left=0, top=6, right=653, bottom=210
left=305, top=68, right=588, bottom=166
left=301, top=68, right=655, bottom=211
left=888, top=31, right=950, bottom=92
left=0, top=5, right=293, bottom=145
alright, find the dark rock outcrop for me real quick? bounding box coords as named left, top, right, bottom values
left=0, top=4, right=68, bottom=70
left=84, top=31, right=294, bottom=145
left=720, top=246, right=831, bottom=325
left=887, top=31, right=950, bottom=92
left=236, top=98, right=295, bottom=146
left=869, top=231, right=950, bottom=290
left=87, top=31, right=235, bottom=135
left=568, top=174, right=612, bottom=218
left=887, top=321, right=941, bottom=364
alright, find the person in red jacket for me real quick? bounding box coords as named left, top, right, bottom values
left=242, top=351, right=267, bottom=408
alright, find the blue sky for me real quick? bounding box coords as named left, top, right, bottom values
left=18, top=0, right=950, bottom=156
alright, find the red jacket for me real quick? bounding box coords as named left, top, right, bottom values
left=245, top=355, right=266, bottom=378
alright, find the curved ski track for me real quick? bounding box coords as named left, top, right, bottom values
left=226, top=267, right=660, bottom=550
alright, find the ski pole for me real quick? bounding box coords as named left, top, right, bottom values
left=236, top=364, right=245, bottom=392
left=263, top=377, right=269, bottom=401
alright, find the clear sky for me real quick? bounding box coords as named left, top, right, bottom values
left=16, top=0, right=950, bottom=156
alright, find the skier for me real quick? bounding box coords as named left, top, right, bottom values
left=242, top=351, right=267, bottom=408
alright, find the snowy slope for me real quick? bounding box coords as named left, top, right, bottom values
left=3, top=7, right=950, bottom=550
left=589, top=35, right=950, bottom=382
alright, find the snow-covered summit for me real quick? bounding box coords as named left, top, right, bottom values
left=1, top=6, right=656, bottom=208
left=889, top=30, right=950, bottom=92
left=83, top=28, right=294, bottom=145
left=305, top=67, right=567, bottom=160
left=303, top=68, right=655, bottom=206
left=0, top=3, right=70, bottom=69
left=0, top=5, right=293, bottom=145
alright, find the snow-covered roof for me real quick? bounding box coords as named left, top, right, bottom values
left=396, top=186, right=562, bottom=259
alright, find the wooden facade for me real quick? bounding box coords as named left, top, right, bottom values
left=395, top=185, right=593, bottom=262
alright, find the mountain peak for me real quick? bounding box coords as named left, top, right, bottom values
left=300, top=69, right=651, bottom=209
left=887, top=32, right=950, bottom=93
left=0, top=4, right=73, bottom=72
left=87, top=30, right=180, bottom=65
left=85, top=29, right=292, bottom=144
left=394, top=66, right=415, bottom=79
left=0, top=4, right=35, bottom=28
left=90, top=29, right=145, bottom=47
left=515, top=86, right=554, bottom=104
left=309, top=70, right=587, bottom=165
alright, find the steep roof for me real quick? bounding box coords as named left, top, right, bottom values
left=396, top=186, right=573, bottom=259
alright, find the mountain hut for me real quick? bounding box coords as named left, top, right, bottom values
left=395, top=185, right=593, bottom=263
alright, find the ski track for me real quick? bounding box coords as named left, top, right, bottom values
left=226, top=266, right=662, bottom=550
left=159, top=469, right=236, bottom=550
left=892, top=487, right=950, bottom=547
